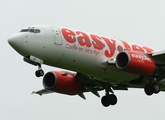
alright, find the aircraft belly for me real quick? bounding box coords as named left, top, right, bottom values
left=92, top=58, right=139, bottom=84
left=56, top=46, right=138, bottom=84
left=102, top=68, right=139, bottom=83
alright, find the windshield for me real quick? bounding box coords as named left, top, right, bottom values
left=20, top=29, right=30, bottom=32
left=20, top=28, right=41, bottom=33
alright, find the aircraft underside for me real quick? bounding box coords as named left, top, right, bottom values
left=25, top=55, right=161, bottom=107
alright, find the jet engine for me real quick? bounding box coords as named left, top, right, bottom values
left=116, top=51, right=156, bottom=75
left=43, top=71, right=82, bottom=95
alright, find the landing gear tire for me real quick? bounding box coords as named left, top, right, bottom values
left=101, top=95, right=111, bottom=107
left=151, top=83, right=160, bottom=94
left=101, top=94, right=117, bottom=107
left=144, top=84, right=153, bottom=96
left=144, top=82, right=160, bottom=96
left=109, top=94, right=117, bottom=105
left=35, top=69, right=44, bottom=77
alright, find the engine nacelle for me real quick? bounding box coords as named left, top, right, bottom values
left=116, top=51, right=156, bottom=75
left=43, top=71, right=82, bottom=95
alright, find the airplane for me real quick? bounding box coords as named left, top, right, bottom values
left=8, top=25, right=165, bottom=107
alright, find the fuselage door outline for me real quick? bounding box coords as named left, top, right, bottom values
left=50, top=26, right=62, bottom=45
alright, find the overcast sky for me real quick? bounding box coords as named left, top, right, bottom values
left=1, top=0, right=165, bottom=119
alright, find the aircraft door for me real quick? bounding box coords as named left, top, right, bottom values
left=50, top=26, right=62, bottom=45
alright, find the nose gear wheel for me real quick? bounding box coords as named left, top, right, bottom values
left=35, top=69, right=44, bottom=77
left=35, top=64, right=44, bottom=77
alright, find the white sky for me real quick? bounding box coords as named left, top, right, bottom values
left=1, top=0, right=165, bottom=119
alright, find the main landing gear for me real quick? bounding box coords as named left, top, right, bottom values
left=144, top=82, right=160, bottom=96
left=101, top=88, right=117, bottom=107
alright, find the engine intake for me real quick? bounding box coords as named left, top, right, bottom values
left=43, top=72, right=56, bottom=89
left=116, top=52, right=129, bottom=69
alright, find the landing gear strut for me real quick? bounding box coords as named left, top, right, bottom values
left=101, top=88, right=117, bottom=107
left=144, top=82, right=160, bottom=96
left=23, top=56, right=44, bottom=77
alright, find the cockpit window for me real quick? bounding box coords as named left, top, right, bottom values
left=34, top=29, right=40, bottom=33
left=20, top=29, right=30, bottom=32
left=20, top=28, right=41, bottom=33
left=30, top=29, right=35, bottom=33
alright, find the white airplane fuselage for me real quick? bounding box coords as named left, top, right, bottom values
left=8, top=25, right=156, bottom=84
left=9, top=25, right=165, bottom=107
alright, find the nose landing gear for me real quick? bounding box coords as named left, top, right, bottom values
left=35, top=64, right=44, bottom=77
left=24, top=56, right=44, bottom=77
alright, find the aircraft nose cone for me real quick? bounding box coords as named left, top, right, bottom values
left=8, top=34, right=23, bottom=50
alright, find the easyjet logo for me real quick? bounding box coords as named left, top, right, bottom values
left=61, top=28, right=154, bottom=58
left=131, top=54, right=151, bottom=62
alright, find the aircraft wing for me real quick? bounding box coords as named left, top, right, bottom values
left=32, top=72, right=105, bottom=99
left=32, top=73, right=165, bottom=98
left=152, top=50, right=165, bottom=58
left=152, top=50, right=165, bottom=64
left=32, top=51, right=165, bottom=98
left=116, top=50, right=165, bottom=92
left=32, top=72, right=130, bottom=99
left=123, top=78, right=165, bottom=91
left=32, top=89, right=53, bottom=95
